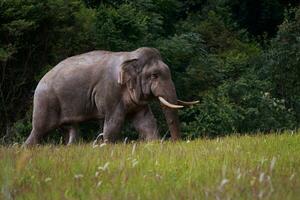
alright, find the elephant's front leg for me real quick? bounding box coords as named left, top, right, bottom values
left=132, top=105, right=160, bottom=141
left=102, top=106, right=126, bottom=143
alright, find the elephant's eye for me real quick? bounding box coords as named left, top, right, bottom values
left=151, top=73, right=158, bottom=79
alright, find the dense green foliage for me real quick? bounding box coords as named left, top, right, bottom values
left=0, top=0, right=299, bottom=142
left=1, top=132, right=300, bottom=199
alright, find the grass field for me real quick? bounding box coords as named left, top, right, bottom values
left=1, top=131, right=300, bottom=199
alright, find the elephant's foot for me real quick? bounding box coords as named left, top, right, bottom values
left=24, top=129, right=42, bottom=147
left=24, top=136, right=38, bottom=147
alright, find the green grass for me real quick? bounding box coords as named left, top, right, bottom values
left=1, top=131, right=300, bottom=199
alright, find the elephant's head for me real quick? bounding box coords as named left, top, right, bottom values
left=118, top=47, right=198, bottom=140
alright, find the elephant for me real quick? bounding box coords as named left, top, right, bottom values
left=24, top=47, right=198, bottom=146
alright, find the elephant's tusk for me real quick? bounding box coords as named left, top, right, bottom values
left=158, top=97, right=184, bottom=109
left=177, top=99, right=199, bottom=106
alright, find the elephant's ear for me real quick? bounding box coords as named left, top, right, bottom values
left=118, top=58, right=142, bottom=103
left=118, top=58, right=139, bottom=85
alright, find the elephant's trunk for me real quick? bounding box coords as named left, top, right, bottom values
left=162, top=106, right=181, bottom=140
left=158, top=83, right=181, bottom=140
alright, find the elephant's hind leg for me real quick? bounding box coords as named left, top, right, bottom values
left=24, top=90, right=60, bottom=146
left=25, top=128, right=41, bottom=146
left=25, top=121, right=56, bottom=146
left=25, top=123, right=58, bottom=147
left=25, top=122, right=57, bottom=146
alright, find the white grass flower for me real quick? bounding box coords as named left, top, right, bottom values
left=97, top=181, right=102, bottom=188
left=132, top=159, right=139, bottom=167
left=218, top=178, right=229, bottom=190
left=111, top=149, right=114, bottom=157
left=155, top=174, right=162, bottom=180
left=186, top=140, right=190, bottom=143
left=264, top=92, right=270, bottom=97
left=289, top=173, right=295, bottom=181
left=93, top=133, right=104, bottom=147
left=74, top=174, right=84, bottom=179
left=250, top=177, right=256, bottom=186
left=260, top=157, right=267, bottom=165
left=270, top=157, right=276, bottom=171
left=258, top=190, right=264, bottom=199
left=100, top=143, right=107, bottom=148
left=95, top=171, right=100, bottom=177
left=259, top=172, right=265, bottom=183
left=236, top=168, right=241, bottom=180
left=131, top=143, right=136, bottom=155
left=44, top=177, right=52, bottom=182
left=220, top=178, right=229, bottom=186
left=12, top=143, right=19, bottom=147
left=98, top=162, right=110, bottom=171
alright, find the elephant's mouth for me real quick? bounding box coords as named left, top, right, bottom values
left=158, top=96, right=199, bottom=109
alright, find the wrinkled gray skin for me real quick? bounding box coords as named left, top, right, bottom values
left=25, top=47, right=182, bottom=146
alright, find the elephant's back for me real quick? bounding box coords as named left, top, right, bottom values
left=41, top=51, right=111, bottom=82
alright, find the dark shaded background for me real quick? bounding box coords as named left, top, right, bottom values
left=1, top=0, right=299, bottom=143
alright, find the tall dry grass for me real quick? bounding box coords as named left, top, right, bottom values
left=1, top=131, right=299, bottom=199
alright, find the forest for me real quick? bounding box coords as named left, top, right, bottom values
left=0, top=0, right=299, bottom=143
